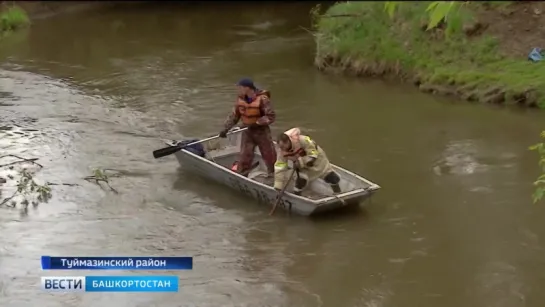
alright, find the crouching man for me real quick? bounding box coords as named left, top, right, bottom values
left=274, top=127, right=342, bottom=196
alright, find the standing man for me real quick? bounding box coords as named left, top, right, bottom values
left=219, top=78, right=277, bottom=177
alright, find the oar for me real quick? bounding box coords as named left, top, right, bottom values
left=152, top=127, right=248, bottom=159
left=269, top=168, right=297, bottom=216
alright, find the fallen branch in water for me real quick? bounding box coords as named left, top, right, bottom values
left=0, top=168, right=52, bottom=209
left=0, top=154, right=43, bottom=168
left=83, top=168, right=119, bottom=194
left=0, top=156, right=80, bottom=211
left=0, top=191, right=17, bottom=207
left=46, top=182, right=80, bottom=187
left=84, top=177, right=118, bottom=194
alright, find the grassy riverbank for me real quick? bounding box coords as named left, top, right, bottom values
left=1, top=2, right=136, bottom=35
left=314, top=2, right=545, bottom=108
left=0, top=5, right=30, bottom=35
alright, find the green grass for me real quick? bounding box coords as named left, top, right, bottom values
left=0, top=5, right=30, bottom=34
left=314, top=2, right=545, bottom=107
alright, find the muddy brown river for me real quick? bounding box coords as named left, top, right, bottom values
left=1, top=2, right=545, bottom=307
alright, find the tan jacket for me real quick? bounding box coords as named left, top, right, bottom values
left=274, top=129, right=333, bottom=190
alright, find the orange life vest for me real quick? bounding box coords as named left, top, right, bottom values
left=280, top=128, right=306, bottom=161
left=236, top=90, right=270, bottom=126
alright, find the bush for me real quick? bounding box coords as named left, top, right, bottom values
left=0, top=5, right=30, bottom=33
left=314, top=1, right=545, bottom=108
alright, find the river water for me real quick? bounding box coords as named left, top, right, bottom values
left=1, top=2, right=545, bottom=307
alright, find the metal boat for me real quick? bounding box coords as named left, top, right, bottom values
left=165, top=128, right=380, bottom=216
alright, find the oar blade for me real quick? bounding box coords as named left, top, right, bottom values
left=269, top=168, right=296, bottom=216
left=153, top=146, right=181, bottom=159
left=152, top=127, right=248, bottom=160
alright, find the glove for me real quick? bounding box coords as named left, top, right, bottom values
left=306, top=158, right=316, bottom=167
left=218, top=129, right=228, bottom=138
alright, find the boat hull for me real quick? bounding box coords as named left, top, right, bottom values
left=167, top=129, right=380, bottom=216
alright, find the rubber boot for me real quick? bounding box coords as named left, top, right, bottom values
left=293, top=190, right=302, bottom=196
left=331, top=184, right=341, bottom=194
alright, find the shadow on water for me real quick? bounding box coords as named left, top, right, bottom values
left=171, top=168, right=265, bottom=216
left=310, top=204, right=370, bottom=221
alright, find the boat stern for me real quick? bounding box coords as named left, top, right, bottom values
left=310, top=185, right=379, bottom=215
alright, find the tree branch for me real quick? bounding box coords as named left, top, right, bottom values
left=84, top=177, right=118, bottom=194
left=46, top=182, right=80, bottom=187
left=0, top=154, right=43, bottom=168
left=0, top=191, right=17, bottom=207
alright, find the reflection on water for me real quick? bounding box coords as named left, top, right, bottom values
left=0, top=2, right=545, bottom=307
left=434, top=140, right=486, bottom=175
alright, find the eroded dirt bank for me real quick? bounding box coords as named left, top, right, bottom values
left=314, top=2, right=545, bottom=109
